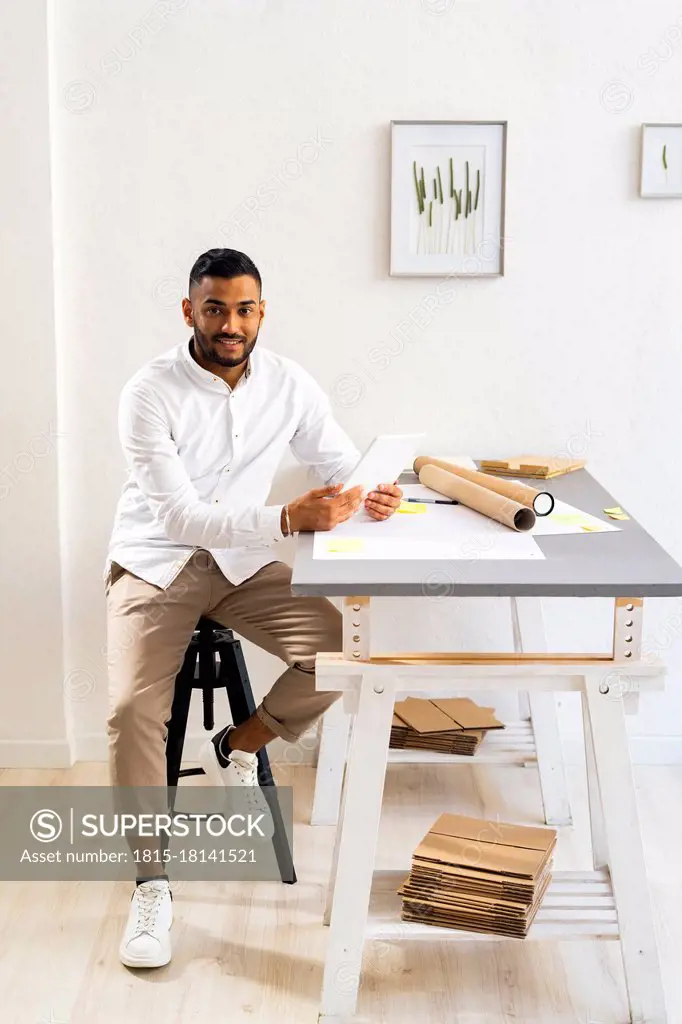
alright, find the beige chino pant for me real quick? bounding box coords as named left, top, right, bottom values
left=105, top=549, right=342, bottom=790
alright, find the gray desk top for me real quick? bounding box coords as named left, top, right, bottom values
left=291, top=467, right=682, bottom=598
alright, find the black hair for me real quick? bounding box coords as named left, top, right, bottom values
left=188, top=248, right=262, bottom=295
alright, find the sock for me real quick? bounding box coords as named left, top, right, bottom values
left=211, top=724, right=235, bottom=768
left=136, top=872, right=169, bottom=887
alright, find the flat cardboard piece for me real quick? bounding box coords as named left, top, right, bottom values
left=429, top=812, right=556, bottom=853
left=394, top=697, right=503, bottom=734
left=415, top=830, right=550, bottom=880
left=431, top=698, right=504, bottom=731
left=413, top=813, right=556, bottom=881
left=480, top=455, right=586, bottom=479
left=394, top=697, right=455, bottom=733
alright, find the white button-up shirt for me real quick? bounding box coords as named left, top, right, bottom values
left=105, top=338, right=361, bottom=589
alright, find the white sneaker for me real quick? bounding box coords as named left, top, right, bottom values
left=119, top=879, right=173, bottom=969
left=198, top=726, right=275, bottom=839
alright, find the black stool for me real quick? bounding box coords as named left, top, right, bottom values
left=165, top=616, right=296, bottom=884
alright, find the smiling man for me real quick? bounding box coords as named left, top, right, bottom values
left=105, top=248, right=402, bottom=969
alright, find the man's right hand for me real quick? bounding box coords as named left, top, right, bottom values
left=284, top=483, right=364, bottom=534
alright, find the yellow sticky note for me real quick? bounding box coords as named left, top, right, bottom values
left=551, top=512, right=587, bottom=526
left=397, top=501, right=427, bottom=514
left=604, top=506, right=630, bottom=520
left=326, top=538, right=365, bottom=554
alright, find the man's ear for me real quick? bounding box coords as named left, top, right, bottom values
left=182, top=297, right=193, bottom=326
left=259, top=298, right=266, bottom=323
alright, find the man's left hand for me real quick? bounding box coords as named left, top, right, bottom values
left=364, top=482, right=403, bottom=521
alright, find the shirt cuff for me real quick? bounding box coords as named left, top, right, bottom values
left=258, top=504, right=286, bottom=544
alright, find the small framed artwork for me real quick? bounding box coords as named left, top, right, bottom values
left=640, top=123, right=682, bottom=198
left=390, top=120, right=507, bottom=277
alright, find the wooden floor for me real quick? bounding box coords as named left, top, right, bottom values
left=1, top=758, right=680, bottom=1024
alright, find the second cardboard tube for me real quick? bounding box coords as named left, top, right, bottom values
left=418, top=463, right=537, bottom=532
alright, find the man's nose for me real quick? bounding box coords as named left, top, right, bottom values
left=221, top=316, right=242, bottom=335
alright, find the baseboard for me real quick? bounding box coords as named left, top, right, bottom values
left=562, top=734, right=682, bottom=766
left=72, top=726, right=321, bottom=767
left=8, top=731, right=682, bottom=771
left=0, top=739, right=74, bottom=769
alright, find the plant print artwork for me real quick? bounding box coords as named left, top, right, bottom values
left=410, top=146, right=485, bottom=256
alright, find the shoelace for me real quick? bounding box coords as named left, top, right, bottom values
left=133, top=884, right=165, bottom=934
left=229, top=757, right=271, bottom=816
left=229, top=756, right=259, bottom=787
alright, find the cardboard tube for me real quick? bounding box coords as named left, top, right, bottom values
left=414, top=455, right=554, bottom=516
left=419, top=464, right=536, bottom=532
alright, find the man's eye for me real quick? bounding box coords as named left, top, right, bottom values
left=239, top=308, right=253, bottom=316
left=206, top=307, right=221, bottom=315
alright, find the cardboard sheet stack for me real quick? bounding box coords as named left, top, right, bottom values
left=398, top=812, right=557, bottom=938
left=479, top=454, right=586, bottom=479
left=390, top=697, right=504, bottom=756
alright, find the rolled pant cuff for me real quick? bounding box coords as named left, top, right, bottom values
left=256, top=703, right=300, bottom=744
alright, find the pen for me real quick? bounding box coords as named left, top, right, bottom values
left=405, top=497, right=459, bottom=506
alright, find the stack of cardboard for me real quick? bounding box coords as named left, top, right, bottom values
left=389, top=697, right=504, bottom=756
left=479, top=454, right=585, bottom=479
left=398, top=812, right=556, bottom=938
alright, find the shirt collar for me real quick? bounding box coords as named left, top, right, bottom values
left=181, top=337, right=254, bottom=392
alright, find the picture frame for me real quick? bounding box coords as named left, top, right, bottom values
left=640, top=123, right=682, bottom=198
left=390, top=120, right=507, bottom=277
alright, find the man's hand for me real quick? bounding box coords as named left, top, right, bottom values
left=285, top=483, right=364, bottom=534
left=364, top=482, right=403, bottom=521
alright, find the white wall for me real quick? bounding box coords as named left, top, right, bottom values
left=0, top=0, right=69, bottom=766
left=5, top=0, right=682, bottom=766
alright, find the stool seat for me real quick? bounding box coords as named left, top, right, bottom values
left=165, top=616, right=296, bottom=884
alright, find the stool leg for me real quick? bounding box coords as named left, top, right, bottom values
left=198, top=620, right=216, bottom=731
left=166, top=646, right=198, bottom=804
left=163, top=645, right=197, bottom=861
left=257, top=744, right=296, bottom=885
left=218, top=636, right=297, bottom=885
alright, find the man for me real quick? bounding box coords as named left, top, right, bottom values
left=105, top=248, right=403, bottom=969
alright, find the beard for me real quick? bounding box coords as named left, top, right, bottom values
left=193, top=323, right=259, bottom=368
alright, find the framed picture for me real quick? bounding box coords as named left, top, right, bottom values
left=640, top=123, right=682, bottom=198
left=390, top=120, right=507, bottom=277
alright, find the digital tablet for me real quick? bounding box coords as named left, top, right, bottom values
left=341, top=433, right=426, bottom=495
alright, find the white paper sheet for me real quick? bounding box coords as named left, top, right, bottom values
left=400, top=483, right=457, bottom=502
left=531, top=498, right=621, bottom=536
left=313, top=500, right=546, bottom=561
